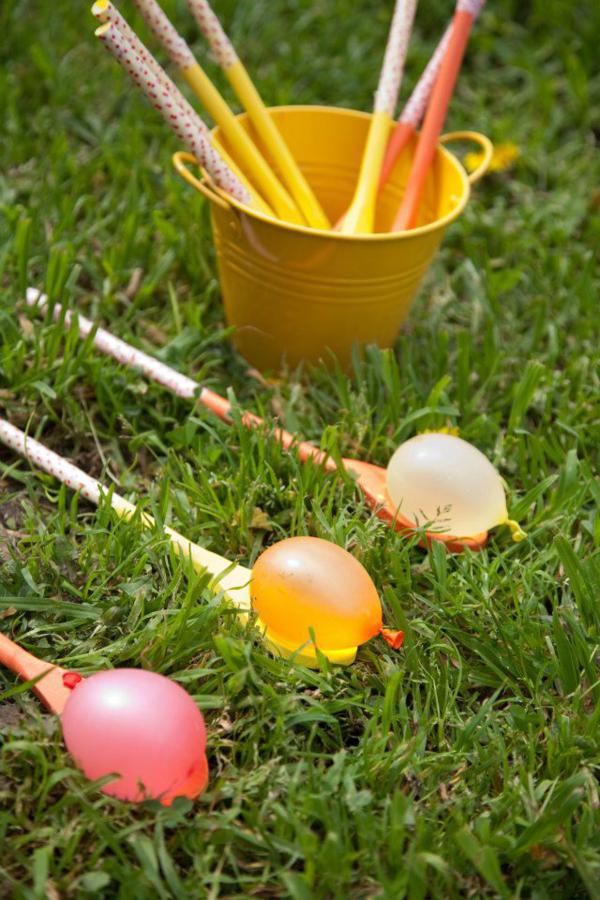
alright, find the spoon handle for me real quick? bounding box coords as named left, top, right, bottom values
left=393, top=0, right=485, bottom=230
left=0, top=417, right=251, bottom=609
left=0, top=632, right=71, bottom=714
left=25, top=289, right=332, bottom=470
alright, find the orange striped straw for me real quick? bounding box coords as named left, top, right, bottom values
left=392, top=0, right=485, bottom=231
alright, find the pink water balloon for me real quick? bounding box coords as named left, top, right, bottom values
left=0, top=633, right=208, bottom=804
left=62, top=669, right=208, bottom=803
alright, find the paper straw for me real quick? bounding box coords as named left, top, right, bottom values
left=374, top=0, right=419, bottom=116
left=399, top=24, right=454, bottom=128
left=92, top=3, right=272, bottom=214
left=130, top=0, right=215, bottom=115
left=92, top=0, right=196, bottom=123
left=187, top=0, right=330, bottom=230
left=393, top=0, right=486, bottom=230
left=26, top=288, right=330, bottom=467
left=0, top=414, right=250, bottom=602
left=186, top=0, right=237, bottom=69
left=378, top=27, right=453, bottom=190
left=132, top=0, right=196, bottom=69
left=0, top=419, right=102, bottom=505
left=340, top=0, right=418, bottom=234
left=28, top=288, right=198, bottom=400
left=95, top=21, right=253, bottom=206
left=130, top=0, right=304, bottom=225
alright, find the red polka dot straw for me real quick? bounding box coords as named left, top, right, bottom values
left=187, top=0, right=238, bottom=70
left=399, top=24, right=454, bottom=128
left=379, top=0, right=484, bottom=188
left=25, top=288, right=317, bottom=460
left=26, top=288, right=198, bottom=402
left=393, top=0, right=487, bottom=231
left=0, top=418, right=103, bottom=506
left=185, top=0, right=330, bottom=229
left=132, top=0, right=197, bottom=70
left=95, top=21, right=251, bottom=205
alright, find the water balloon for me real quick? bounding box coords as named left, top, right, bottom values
left=386, top=432, right=525, bottom=540
left=251, top=536, right=404, bottom=662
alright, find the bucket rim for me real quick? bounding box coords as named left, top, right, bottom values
left=203, top=104, right=475, bottom=242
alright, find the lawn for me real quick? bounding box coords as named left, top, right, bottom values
left=1, top=0, right=600, bottom=896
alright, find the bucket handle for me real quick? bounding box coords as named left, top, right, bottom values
left=172, top=151, right=233, bottom=212
left=439, top=131, right=494, bottom=184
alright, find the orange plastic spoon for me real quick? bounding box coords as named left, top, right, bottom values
left=393, top=0, right=485, bottom=231
left=378, top=22, right=453, bottom=188
left=0, top=632, right=72, bottom=713
left=25, top=289, right=487, bottom=553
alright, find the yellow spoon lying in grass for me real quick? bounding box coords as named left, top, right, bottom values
left=0, top=417, right=403, bottom=666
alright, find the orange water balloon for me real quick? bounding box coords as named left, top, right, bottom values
left=250, top=537, right=403, bottom=659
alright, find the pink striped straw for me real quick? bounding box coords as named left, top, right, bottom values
left=186, top=0, right=238, bottom=69
left=374, top=0, right=419, bottom=115
left=95, top=22, right=251, bottom=204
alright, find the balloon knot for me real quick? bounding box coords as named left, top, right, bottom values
left=380, top=627, right=405, bottom=650
left=418, top=426, right=460, bottom=437
left=62, top=671, right=83, bottom=690
left=506, top=519, right=527, bottom=543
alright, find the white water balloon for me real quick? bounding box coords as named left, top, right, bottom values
left=386, top=432, right=510, bottom=537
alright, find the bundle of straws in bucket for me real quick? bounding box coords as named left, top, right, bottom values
left=91, top=0, right=493, bottom=369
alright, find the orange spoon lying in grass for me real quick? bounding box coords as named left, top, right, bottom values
left=0, top=416, right=403, bottom=665
left=25, top=288, right=488, bottom=552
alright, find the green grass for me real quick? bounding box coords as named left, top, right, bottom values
left=1, top=0, right=600, bottom=895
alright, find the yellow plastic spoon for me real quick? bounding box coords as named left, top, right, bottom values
left=340, top=0, right=418, bottom=234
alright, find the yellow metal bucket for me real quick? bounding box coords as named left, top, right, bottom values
left=173, top=106, right=492, bottom=370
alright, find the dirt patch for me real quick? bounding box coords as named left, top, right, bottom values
left=0, top=703, right=23, bottom=728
